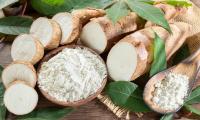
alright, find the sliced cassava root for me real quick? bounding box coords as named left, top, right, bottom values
left=80, top=13, right=143, bottom=54
left=4, top=81, right=38, bottom=115
left=11, top=34, right=44, bottom=65
left=2, top=61, right=37, bottom=88
left=30, top=17, right=61, bottom=50
left=107, top=22, right=191, bottom=81
left=52, top=8, right=105, bottom=45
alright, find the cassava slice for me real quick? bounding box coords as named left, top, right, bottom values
left=11, top=34, right=44, bottom=65
left=0, top=9, right=4, bottom=18
left=80, top=13, right=144, bottom=54
left=30, top=17, right=61, bottom=50
left=2, top=61, right=37, bottom=88
left=4, top=81, right=38, bottom=115
left=52, top=12, right=80, bottom=45
left=107, top=22, right=191, bottom=81
left=52, top=8, right=105, bottom=45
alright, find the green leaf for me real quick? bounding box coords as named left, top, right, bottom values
left=185, top=86, right=200, bottom=104
left=31, top=0, right=113, bottom=16
left=105, top=81, right=151, bottom=112
left=0, top=65, right=6, bottom=120
left=126, top=0, right=171, bottom=32
left=42, top=0, right=65, bottom=6
left=184, top=105, right=200, bottom=116
left=17, top=107, right=74, bottom=120
left=150, top=32, right=167, bottom=77
left=105, top=81, right=138, bottom=105
left=172, top=44, right=190, bottom=65
left=159, top=0, right=192, bottom=7
left=106, top=1, right=129, bottom=23
left=160, top=114, right=173, bottom=120
left=0, top=16, right=33, bottom=35
left=0, top=0, right=18, bottom=9
left=123, top=88, right=151, bottom=112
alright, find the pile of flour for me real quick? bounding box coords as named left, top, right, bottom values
left=38, top=47, right=107, bottom=102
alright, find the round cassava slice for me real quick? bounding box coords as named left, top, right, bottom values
left=52, top=12, right=80, bottom=45
left=4, top=81, right=38, bottom=115
left=30, top=17, right=61, bottom=50
left=2, top=61, right=37, bottom=88
left=11, top=34, right=44, bottom=65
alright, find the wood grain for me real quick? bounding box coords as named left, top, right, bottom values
left=0, top=0, right=200, bottom=120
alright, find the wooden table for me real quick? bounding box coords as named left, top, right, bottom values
left=1, top=0, right=200, bottom=119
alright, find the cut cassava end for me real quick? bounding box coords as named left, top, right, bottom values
left=30, top=17, right=61, bottom=50
left=11, top=34, right=44, bottom=65
left=107, top=38, right=148, bottom=81
left=2, top=61, right=37, bottom=88
left=80, top=13, right=143, bottom=54
left=52, top=8, right=105, bottom=45
left=4, top=81, right=38, bottom=115
left=107, top=22, right=190, bottom=81
left=52, top=12, right=80, bottom=45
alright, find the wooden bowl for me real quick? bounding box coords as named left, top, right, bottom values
left=37, top=45, right=107, bottom=107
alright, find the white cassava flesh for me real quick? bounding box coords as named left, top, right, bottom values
left=4, top=81, right=38, bottom=115
left=2, top=61, right=37, bottom=88
left=80, top=13, right=142, bottom=54
left=107, top=22, right=190, bottom=81
left=80, top=21, right=107, bottom=54
left=52, top=12, right=79, bottom=45
left=52, top=8, right=105, bottom=45
left=107, top=42, right=138, bottom=81
left=11, top=34, right=44, bottom=65
left=30, top=17, right=61, bottom=50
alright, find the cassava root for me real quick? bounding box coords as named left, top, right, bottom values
left=107, top=22, right=191, bottom=81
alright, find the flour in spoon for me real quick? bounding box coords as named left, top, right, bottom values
left=152, top=72, right=189, bottom=111
left=38, top=47, right=107, bottom=102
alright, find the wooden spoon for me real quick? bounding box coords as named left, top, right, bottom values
left=37, top=45, right=107, bottom=107
left=143, top=48, right=200, bottom=114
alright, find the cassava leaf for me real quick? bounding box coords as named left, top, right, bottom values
left=160, top=114, right=173, bottom=120
left=17, top=107, right=74, bottom=120
left=126, top=0, right=171, bottom=32
left=42, top=0, right=65, bottom=6
left=0, top=16, right=33, bottom=35
left=158, top=0, right=192, bottom=7
left=105, top=81, right=138, bottom=105
left=123, top=88, right=151, bottom=112
left=106, top=1, right=129, bottom=23
left=0, top=0, right=18, bottom=9
left=105, top=81, right=151, bottom=112
left=184, top=105, right=200, bottom=116
left=172, top=44, right=190, bottom=65
left=31, top=0, right=113, bottom=16
left=0, top=65, right=6, bottom=120
left=150, top=32, right=167, bottom=77
left=185, top=86, right=200, bottom=104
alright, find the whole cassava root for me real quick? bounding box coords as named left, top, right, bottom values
left=52, top=8, right=105, bottom=45
left=107, top=22, right=191, bottom=81
left=4, top=80, right=38, bottom=115
left=2, top=61, right=37, bottom=88
left=11, top=34, right=44, bottom=65
left=80, top=12, right=144, bottom=54
left=30, top=17, right=61, bottom=50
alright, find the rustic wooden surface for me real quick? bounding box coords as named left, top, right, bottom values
left=0, top=0, right=200, bottom=120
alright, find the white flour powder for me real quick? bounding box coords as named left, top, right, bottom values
left=38, top=47, right=107, bottom=102
left=152, top=72, right=189, bottom=111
